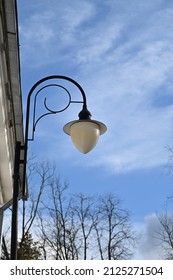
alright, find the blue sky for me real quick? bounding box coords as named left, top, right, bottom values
left=17, top=0, right=173, bottom=259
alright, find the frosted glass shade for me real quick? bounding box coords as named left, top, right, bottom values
left=64, top=120, right=107, bottom=154
left=71, top=122, right=100, bottom=153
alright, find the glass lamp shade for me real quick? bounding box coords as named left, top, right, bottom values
left=63, top=120, right=107, bottom=154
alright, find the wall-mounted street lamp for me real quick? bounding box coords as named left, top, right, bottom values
left=10, top=75, right=107, bottom=260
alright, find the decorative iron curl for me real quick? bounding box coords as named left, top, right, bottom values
left=32, top=84, right=72, bottom=136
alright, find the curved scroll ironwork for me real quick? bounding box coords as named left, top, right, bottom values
left=32, top=84, right=72, bottom=139
left=26, top=75, right=89, bottom=142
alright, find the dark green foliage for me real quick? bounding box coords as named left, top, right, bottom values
left=17, top=232, right=41, bottom=260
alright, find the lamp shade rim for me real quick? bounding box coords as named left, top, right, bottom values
left=63, top=119, right=107, bottom=135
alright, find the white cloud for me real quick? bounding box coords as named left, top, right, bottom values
left=133, top=214, right=164, bottom=259
left=60, top=1, right=95, bottom=37
left=18, top=0, right=96, bottom=67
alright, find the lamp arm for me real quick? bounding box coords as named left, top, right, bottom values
left=25, top=75, right=88, bottom=143
left=22, top=75, right=91, bottom=197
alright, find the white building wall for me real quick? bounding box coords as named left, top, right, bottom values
left=0, top=0, right=24, bottom=205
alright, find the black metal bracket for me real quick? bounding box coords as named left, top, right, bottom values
left=25, top=75, right=91, bottom=142
left=22, top=75, right=91, bottom=198
left=11, top=141, right=22, bottom=260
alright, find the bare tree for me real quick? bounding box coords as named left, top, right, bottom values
left=1, top=236, right=10, bottom=260
left=94, top=194, right=136, bottom=260
left=37, top=189, right=136, bottom=259
left=22, top=161, right=54, bottom=234
left=154, top=146, right=173, bottom=259
left=1, top=160, right=136, bottom=260
left=1, top=160, right=55, bottom=259
left=157, top=211, right=173, bottom=259
left=37, top=178, right=80, bottom=260
left=19, top=161, right=55, bottom=257
left=70, top=194, right=96, bottom=259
